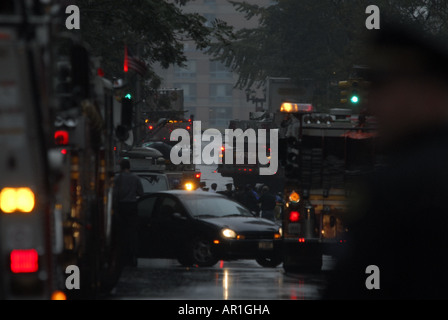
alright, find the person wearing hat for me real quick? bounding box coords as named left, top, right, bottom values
left=325, top=21, right=448, bottom=299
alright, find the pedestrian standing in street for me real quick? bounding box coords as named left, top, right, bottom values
left=258, top=186, right=277, bottom=222
left=114, top=158, right=143, bottom=267
left=218, top=183, right=234, bottom=199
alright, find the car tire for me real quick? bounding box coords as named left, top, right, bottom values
left=182, top=237, right=218, bottom=267
left=255, top=256, right=282, bottom=268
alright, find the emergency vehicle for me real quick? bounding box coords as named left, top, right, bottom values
left=0, top=1, right=121, bottom=299
left=142, top=117, right=201, bottom=190
left=279, top=103, right=379, bottom=272
left=217, top=112, right=284, bottom=194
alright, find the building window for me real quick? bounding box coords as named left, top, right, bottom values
left=174, top=83, right=197, bottom=103
left=209, top=107, right=232, bottom=127
left=209, top=84, right=233, bottom=103
left=174, top=60, right=196, bottom=78
left=210, top=61, right=233, bottom=79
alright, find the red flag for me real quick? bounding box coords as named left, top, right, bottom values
left=124, top=45, right=148, bottom=76
left=124, top=45, right=129, bottom=72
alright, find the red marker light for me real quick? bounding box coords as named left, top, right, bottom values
left=289, top=211, right=300, bottom=222
left=186, top=126, right=191, bottom=130
left=195, top=173, right=201, bottom=179
left=10, top=249, right=38, bottom=273
left=54, top=130, right=69, bottom=145
left=61, top=149, right=67, bottom=155
left=148, top=125, right=153, bottom=130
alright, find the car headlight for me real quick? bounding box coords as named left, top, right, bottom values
left=221, top=228, right=237, bottom=239
left=278, top=227, right=283, bottom=236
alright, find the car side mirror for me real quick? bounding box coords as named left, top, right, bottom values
left=172, top=212, right=187, bottom=220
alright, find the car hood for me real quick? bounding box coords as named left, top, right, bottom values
left=198, top=216, right=279, bottom=233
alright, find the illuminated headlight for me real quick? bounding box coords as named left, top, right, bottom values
left=221, top=228, right=237, bottom=239
left=278, top=227, right=283, bottom=236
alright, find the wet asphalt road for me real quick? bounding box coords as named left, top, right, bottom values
left=106, top=257, right=335, bottom=300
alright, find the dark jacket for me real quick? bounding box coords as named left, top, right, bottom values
left=325, top=125, right=448, bottom=299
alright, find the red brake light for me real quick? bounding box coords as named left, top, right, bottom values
left=289, top=211, right=300, bottom=222
left=10, top=249, right=38, bottom=273
left=54, top=130, right=69, bottom=145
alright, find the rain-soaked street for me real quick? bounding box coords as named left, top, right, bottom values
left=105, top=257, right=336, bottom=300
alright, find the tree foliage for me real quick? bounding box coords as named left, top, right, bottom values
left=75, top=0, right=232, bottom=83
left=207, top=0, right=448, bottom=96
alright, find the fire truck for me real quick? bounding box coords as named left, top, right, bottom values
left=217, top=112, right=284, bottom=194
left=279, top=103, right=379, bottom=272
left=141, top=117, right=201, bottom=190
left=0, top=1, right=120, bottom=299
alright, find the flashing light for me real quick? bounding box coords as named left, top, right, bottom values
left=186, top=126, right=191, bottom=130
left=0, top=187, right=35, bottom=213
left=280, top=102, right=313, bottom=113
left=213, top=240, right=220, bottom=244
left=54, top=130, right=69, bottom=145
left=288, top=190, right=300, bottom=203
left=184, top=182, right=194, bottom=191
left=10, top=249, right=38, bottom=273
left=51, top=291, right=67, bottom=300
left=289, top=211, right=300, bottom=222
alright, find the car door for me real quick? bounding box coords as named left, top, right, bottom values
left=152, top=195, right=191, bottom=257
left=136, top=194, right=159, bottom=257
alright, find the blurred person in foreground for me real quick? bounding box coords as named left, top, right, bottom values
left=325, top=22, right=448, bottom=299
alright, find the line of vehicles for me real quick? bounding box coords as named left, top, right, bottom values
left=0, top=1, right=380, bottom=300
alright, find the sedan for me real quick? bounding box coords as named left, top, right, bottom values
left=136, top=190, right=282, bottom=267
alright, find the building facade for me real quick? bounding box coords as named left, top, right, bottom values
left=154, top=0, right=273, bottom=130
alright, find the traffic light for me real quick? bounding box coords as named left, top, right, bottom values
left=121, top=93, right=133, bottom=129
left=338, top=79, right=367, bottom=107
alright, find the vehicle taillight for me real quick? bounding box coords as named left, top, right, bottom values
left=195, top=173, right=201, bottom=179
left=289, top=211, right=300, bottom=222
left=10, top=249, right=38, bottom=273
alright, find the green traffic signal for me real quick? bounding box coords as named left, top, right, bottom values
left=124, top=93, right=132, bottom=99
left=350, top=95, right=359, bottom=104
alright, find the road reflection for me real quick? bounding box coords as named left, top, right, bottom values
left=110, top=258, right=331, bottom=300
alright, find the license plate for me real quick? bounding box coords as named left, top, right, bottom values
left=258, top=241, right=273, bottom=250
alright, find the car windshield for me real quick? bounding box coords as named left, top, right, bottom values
left=181, top=195, right=253, bottom=218
left=139, top=174, right=169, bottom=193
